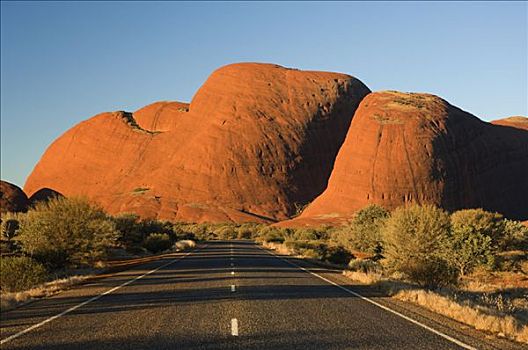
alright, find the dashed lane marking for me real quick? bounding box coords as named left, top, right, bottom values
left=231, top=318, right=239, bottom=336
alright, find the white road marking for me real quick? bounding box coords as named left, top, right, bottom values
left=231, top=284, right=236, bottom=292
left=231, top=318, right=239, bottom=336
left=0, top=249, right=199, bottom=345
left=230, top=257, right=234, bottom=261
left=230, top=263, right=234, bottom=267
left=261, top=247, right=477, bottom=350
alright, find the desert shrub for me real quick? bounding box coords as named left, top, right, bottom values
left=236, top=223, right=261, bottom=239
left=382, top=204, right=456, bottom=288
left=256, top=226, right=285, bottom=243
left=172, top=223, right=196, bottom=240
left=184, top=223, right=214, bottom=241
left=300, top=248, right=322, bottom=259
left=403, top=257, right=458, bottom=288
left=292, top=228, right=320, bottom=241
left=495, top=251, right=527, bottom=272
left=451, top=209, right=505, bottom=246
left=213, top=224, right=238, bottom=240
left=0, top=256, right=48, bottom=292
left=113, top=213, right=143, bottom=245
left=321, top=245, right=353, bottom=265
left=334, top=205, right=389, bottom=254
left=348, top=259, right=383, bottom=274
left=442, top=209, right=503, bottom=276
left=500, top=219, right=528, bottom=251
left=140, top=219, right=174, bottom=237
left=1, top=212, right=25, bottom=253
left=17, top=197, right=119, bottom=268
left=143, top=233, right=172, bottom=253
left=1, top=212, right=22, bottom=240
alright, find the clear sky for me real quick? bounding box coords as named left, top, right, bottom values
left=1, top=1, right=527, bottom=187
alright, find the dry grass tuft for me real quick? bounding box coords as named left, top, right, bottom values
left=1, top=275, right=92, bottom=312
left=343, top=269, right=528, bottom=343
left=263, top=241, right=294, bottom=256
left=343, top=270, right=383, bottom=285
left=394, top=289, right=528, bottom=343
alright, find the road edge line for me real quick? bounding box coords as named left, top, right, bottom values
left=0, top=246, right=203, bottom=345
left=260, top=245, right=477, bottom=350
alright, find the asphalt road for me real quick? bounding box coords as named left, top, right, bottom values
left=0, top=241, right=524, bottom=349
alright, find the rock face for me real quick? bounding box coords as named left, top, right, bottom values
left=24, top=63, right=370, bottom=222
left=28, top=188, right=63, bottom=207
left=0, top=180, right=29, bottom=213
left=282, top=92, right=528, bottom=226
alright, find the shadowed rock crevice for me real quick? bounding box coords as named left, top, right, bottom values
left=119, top=111, right=161, bottom=135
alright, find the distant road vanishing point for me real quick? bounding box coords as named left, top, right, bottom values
left=0, top=241, right=524, bottom=350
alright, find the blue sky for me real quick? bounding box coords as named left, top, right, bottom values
left=1, top=1, right=527, bottom=187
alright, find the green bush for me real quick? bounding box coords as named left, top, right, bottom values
left=237, top=223, right=261, bottom=239
left=292, top=228, right=320, bottom=241
left=256, top=226, right=285, bottom=243
left=403, top=256, right=458, bottom=288
left=18, top=197, right=119, bottom=268
left=113, top=213, right=143, bottom=245
left=184, top=223, right=213, bottom=241
left=444, top=209, right=500, bottom=275
left=140, top=219, right=174, bottom=237
left=0, top=256, right=48, bottom=292
left=382, top=204, right=456, bottom=288
left=143, top=233, right=172, bottom=253
left=334, top=205, right=389, bottom=254
left=213, top=224, right=238, bottom=240
left=501, top=219, right=528, bottom=251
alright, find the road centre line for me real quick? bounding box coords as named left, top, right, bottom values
left=260, top=246, right=477, bottom=350
left=231, top=318, right=239, bottom=336
left=0, top=248, right=200, bottom=345
left=231, top=285, right=236, bottom=292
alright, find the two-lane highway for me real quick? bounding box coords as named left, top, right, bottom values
left=0, top=241, right=523, bottom=349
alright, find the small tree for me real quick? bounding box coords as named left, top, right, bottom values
left=445, top=209, right=504, bottom=275
left=18, top=197, right=119, bottom=268
left=382, top=204, right=456, bottom=288
left=335, top=205, right=389, bottom=254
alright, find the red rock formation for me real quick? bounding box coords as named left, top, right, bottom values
left=281, top=92, right=528, bottom=226
left=24, top=63, right=370, bottom=222
left=491, top=116, right=528, bottom=131
left=28, top=188, right=63, bottom=207
left=0, top=180, right=29, bottom=213
left=133, top=101, right=189, bottom=132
